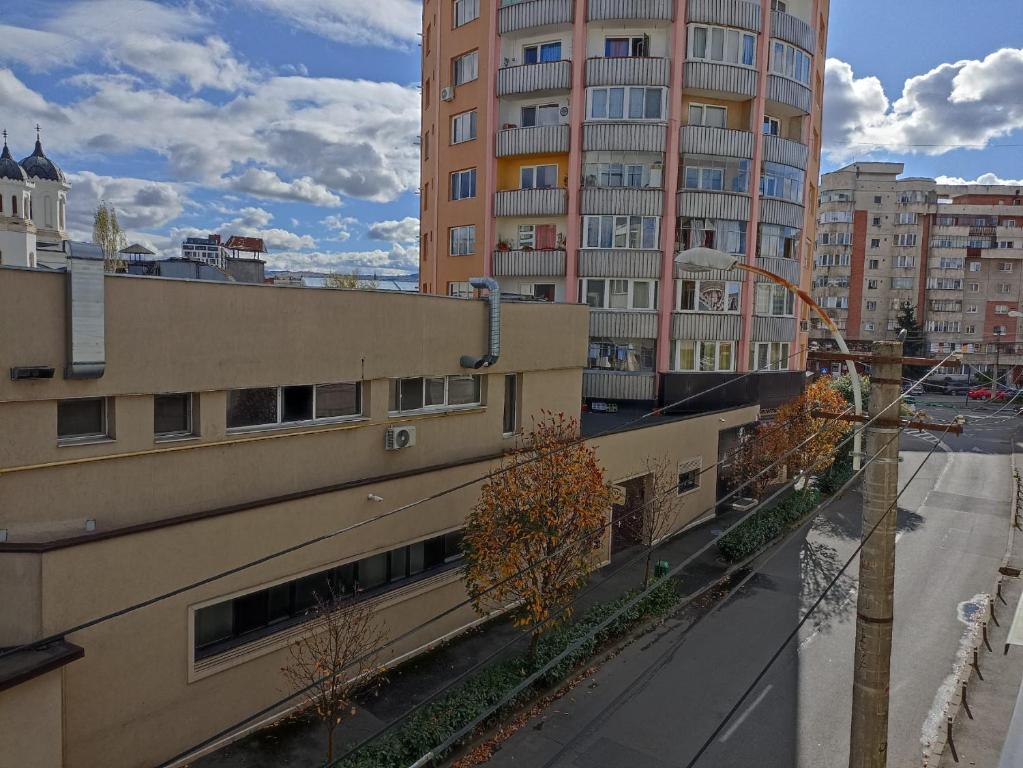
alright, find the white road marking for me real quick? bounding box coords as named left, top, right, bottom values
left=719, top=684, right=774, bottom=742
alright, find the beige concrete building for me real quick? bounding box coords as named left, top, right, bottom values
left=420, top=0, right=830, bottom=406
left=813, top=163, right=1023, bottom=381
left=0, top=260, right=756, bottom=767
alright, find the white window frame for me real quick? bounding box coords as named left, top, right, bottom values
left=520, top=163, right=559, bottom=190
left=449, top=225, right=476, bottom=256
left=689, top=103, right=727, bottom=128
left=451, top=110, right=477, bottom=144
left=453, top=50, right=479, bottom=85
left=57, top=397, right=112, bottom=444
left=449, top=168, right=476, bottom=201
left=453, top=0, right=479, bottom=27
left=688, top=24, right=757, bottom=67
left=675, top=278, right=742, bottom=313
left=763, top=115, right=781, bottom=135
left=226, top=384, right=363, bottom=433
left=999, top=262, right=1014, bottom=272
left=770, top=39, right=811, bottom=84
left=754, top=283, right=796, bottom=316
left=750, top=342, right=791, bottom=371
left=580, top=278, right=658, bottom=311
left=388, top=375, right=482, bottom=415
left=586, top=86, right=665, bottom=121
left=673, top=340, right=736, bottom=372
left=582, top=215, right=660, bottom=250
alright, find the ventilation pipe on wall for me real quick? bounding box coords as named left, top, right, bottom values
left=459, top=277, right=501, bottom=370
left=64, top=241, right=106, bottom=379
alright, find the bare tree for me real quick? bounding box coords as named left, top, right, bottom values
left=636, top=458, right=684, bottom=588
left=281, top=587, right=386, bottom=763
left=324, top=272, right=378, bottom=290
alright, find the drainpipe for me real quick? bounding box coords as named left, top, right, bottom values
left=460, top=277, right=501, bottom=369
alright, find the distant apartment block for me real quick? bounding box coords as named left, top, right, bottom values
left=813, top=162, right=1023, bottom=379
left=419, top=0, right=831, bottom=408
left=181, top=233, right=267, bottom=283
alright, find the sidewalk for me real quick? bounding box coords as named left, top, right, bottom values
left=192, top=506, right=752, bottom=768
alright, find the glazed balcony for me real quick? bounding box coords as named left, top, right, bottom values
left=494, top=188, right=568, bottom=217
left=761, top=134, right=809, bottom=170
left=497, top=60, right=573, bottom=97
left=496, top=124, right=570, bottom=157
left=579, top=187, right=665, bottom=217
left=766, top=75, right=812, bottom=114
left=679, top=125, right=754, bottom=159
left=582, top=121, right=668, bottom=152
left=585, top=57, right=671, bottom=87
left=587, top=0, right=674, bottom=22
left=771, top=10, right=816, bottom=52
left=687, top=0, right=761, bottom=32
left=499, top=0, right=574, bottom=35
left=492, top=249, right=567, bottom=277
left=683, top=61, right=758, bottom=99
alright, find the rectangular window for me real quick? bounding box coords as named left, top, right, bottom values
left=520, top=164, right=558, bottom=190
left=154, top=393, right=193, bottom=438
left=520, top=282, right=556, bottom=301
left=866, top=301, right=877, bottom=311
left=688, top=24, right=756, bottom=66
left=871, top=238, right=880, bottom=249
left=587, top=87, right=664, bottom=121
left=520, top=103, right=561, bottom=127
left=449, top=225, right=476, bottom=256
left=763, top=116, right=781, bottom=135
left=680, top=218, right=747, bottom=255
left=450, top=168, right=476, bottom=200
left=750, top=342, right=791, bottom=371
left=587, top=338, right=656, bottom=372
left=681, top=155, right=750, bottom=194
left=757, top=223, right=800, bottom=260
left=895, top=233, right=918, bottom=247
left=453, top=0, right=479, bottom=26
left=314, top=383, right=361, bottom=419
left=448, top=281, right=472, bottom=299
left=57, top=398, right=109, bottom=441
left=760, top=162, right=805, bottom=203
left=754, top=283, right=795, bottom=316
left=580, top=278, right=658, bottom=310
left=676, top=279, right=741, bottom=313
left=503, top=373, right=520, bottom=435
left=582, top=215, right=659, bottom=250
left=389, top=375, right=482, bottom=413
left=226, top=387, right=278, bottom=429
left=770, top=39, right=811, bottom=84
left=673, top=340, right=736, bottom=372
left=677, top=458, right=701, bottom=495
left=523, top=41, right=562, bottom=64
left=1000, top=262, right=1014, bottom=272
left=227, top=384, right=362, bottom=430
left=453, top=50, right=478, bottom=85
left=604, top=35, right=647, bottom=58
left=689, top=104, right=727, bottom=128
left=451, top=110, right=477, bottom=144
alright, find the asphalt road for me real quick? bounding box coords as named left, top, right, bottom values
left=486, top=399, right=1017, bottom=768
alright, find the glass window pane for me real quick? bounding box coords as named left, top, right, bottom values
left=633, top=281, right=651, bottom=309
left=679, top=280, right=696, bottom=311
left=608, top=88, right=625, bottom=118
left=409, top=542, right=426, bottom=575
left=359, top=553, right=388, bottom=591
left=282, top=385, right=313, bottom=422
left=448, top=375, right=479, bottom=405
left=700, top=342, right=717, bottom=371
left=642, top=217, right=658, bottom=248
left=710, top=28, right=724, bottom=61
left=444, top=531, right=464, bottom=561
left=233, top=591, right=269, bottom=636
left=195, top=602, right=233, bottom=649
left=154, top=393, right=191, bottom=435
left=227, top=388, right=278, bottom=428
left=424, top=377, right=446, bottom=406
left=521, top=106, right=536, bottom=126
left=610, top=279, right=628, bottom=309
left=645, top=88, right=661, bottom=119
left=315, top=382, right=360, bottom=419
left=294, top=570, right=333, bottom=612
left=591, top=89, right=607, bottom=118
left=400, top=378, right=424, bottom=411
left=58, top=398, right=106, bottom=438
left=629, top=87, right=644, bottom=118
left=423, top=536, right=446, bottom=569
left=742, top=35, right=755, bottom=66
left=389, top=548, right=408, bottom=582
left=719, top=343, right=733, bottom=371
left=688, top=104, right=702, bottom=124
left=707, top=106, right=726, bottom=128
left=678, top=340, right=695, bottom=370
left=336, top=563, right=357, bottom=596
left=693, top=27, right=707, bottom=58
left=586, top=279, right=606, bottom=307
left=267, top=583, right=292, bottom=623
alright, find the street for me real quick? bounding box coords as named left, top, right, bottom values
left=485, top=400, right=1018, bottom=768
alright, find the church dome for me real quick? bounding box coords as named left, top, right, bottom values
left=20, top=138, right=65, bottom=183
left=0, top=140, right=27, bottom=182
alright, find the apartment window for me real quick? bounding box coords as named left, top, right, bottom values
left=758, top=223, right=800, bottom=260
left=966, top=325, right=976, bottom=335
left=690, top=104, right=727, bottom=129
left=873, top=195, right=882, bottom=204
left=998, top=241, right=1017, bottom=249
left=969, top=282, right=980, bottom=293
left=582, top=156, right=655, bottom=189
left=226, top=388, right=277, bottom=429
left=57, top=398, right=109, bottom=442
left=581, top=278, right=657, bottom=310
left=994, top=325, right=1008, bottom=336
left=389, top=375, right=482, bottom=413
left=453, top=50, right=478, bottom=85
left=892, top=277, right=914, bottom=289
left=872, top=217, right=881, bottom=227
left=939, top=258, right=965, bottom=269
left=520, top=164, right=558, bottom=190
left=998, top=283, right=1012, bottom=294
left=451, top=110, right=477, bottom=144
left=523, top=41, right=562, bottom=64
left=587, top=87, right=664, bottom=121
left=999, top=262, right=1014, bottom=272
left=867, top=279, right=879, bottom=290
left=754, top=283, right=795, bottom=316
left=968, top=261, right=981, bottom=272
left=502, top=374, right=520, bottom=435
left=227, top=384, right=362, bottom=430
left=868, top=259, right=879, bottom=269
left=314, top=383, right=361, bottom=419
left=582, top=215, right=659, bottom=249
left=750, top=342, right=791, bottom=371
left=521, top=103, right=561, bottom=127
left=682, top=218, right=747, bottom=255
left=897, top=212, right=918, bottom=225
left=521, top=282, right=556, bottom=301
left=677, top=458, right=701, bottom=495
left=673, top=340, right=735, bottom=372
left=966, top=303, right=978, bottom=314
left=194, top=530, right=464, bottom=658
left=449, top=225, right=476, bottom=256
left=895, top=254, right=915, bottom=268
left=760, top=162, right=805, bottom=203
left=866, top=301, right=877, bottom=311
left=895, top=233, right=917, bottom=247
left=450, top=168, right=477, bottom=200
left=688, top=24, right=756, bottom=67
left=453, top=0, right=479, bottom=26
left=682, top=155, right=750, bottom=193
left=448, top=281, right=473, bottom=299
left=863, top=322, right=876, bottom=332
left=763, top=116, right=781, bottom=135
left=870, top=238, right=880, bottom=249
left=154, top=393, right=194, bottom=438
left=770, top=40, right=811, bottom=84
left=605, top=36, right=648, bottom=58
left=676, top=279, right=741, bottom=313
left=588, top=338, right=656, bottom=372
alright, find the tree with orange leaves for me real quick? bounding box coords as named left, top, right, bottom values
left=462, top=411, right=614, bottom=655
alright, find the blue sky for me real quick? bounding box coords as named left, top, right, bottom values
left=0, top=0, right=1021, bottom=274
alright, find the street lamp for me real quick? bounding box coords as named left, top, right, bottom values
left=676, top=247, right=866, bottom=469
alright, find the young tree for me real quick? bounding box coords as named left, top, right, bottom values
left=633, top=458, right=684, bottom=588
left=324, top=272, right=378, bottom=289
left=896, top=302, right=926, bottom=357
left=92, top=202, right=127, bottom=273
left=281, top=587, right=386, bottom=763
left=463, top=412, right=614, bottom=654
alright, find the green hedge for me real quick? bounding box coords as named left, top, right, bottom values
left=337, top=579, right=680, bottom=768
left=717, top=487, right=822, bottom=563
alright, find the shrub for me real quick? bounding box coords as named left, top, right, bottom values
left=717, top=487, right=822, bottom=562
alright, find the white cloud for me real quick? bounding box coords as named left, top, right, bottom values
left=935, top=174, right=1023, bottom=187
left=66, top=171, right=187, bottom=237
left=322, top=214, right=359, bottom=242
left=367, top=216, right=419, bottom=243
left=228, top=168, right=342, bottom=206
left=249, top=0, right=422, bottom=48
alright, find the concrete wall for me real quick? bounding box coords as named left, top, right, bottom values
left=0, top=670, right=65, bottom=768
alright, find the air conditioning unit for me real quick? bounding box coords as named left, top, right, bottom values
left=440, top=86, right=455, bottom=102
left=800, top=320, right=810, bottom=332
left=385, top=425, right=417, bottom=451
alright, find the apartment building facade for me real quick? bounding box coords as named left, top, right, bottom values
left=813, top=162, right=1023, bottom=380
left=420, top=0, right=830, bottom=406
left=0, top=262, right=757, bottom=768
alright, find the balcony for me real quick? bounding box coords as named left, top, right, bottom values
left=496, top=60, right=572, bottom=97
left=766, top=75, right=812, bottom=114
left=587, top=0, right=674, bottom=22
left=578, top=249, right=662, bottom=278
left=677, top=190, right=751, bottom=221
left=771, top=10, right=816, bottom=52
left=755, top=256, right=800, bottom=284
left=494, top=188, right=568, bottom=217
left=762, top=134, right=809, bottom=170
left=687, top=0, right=761, bottom=32
left=585, top=57, right=671, bottom=87
left=751, top=316, right=797, bottom=342
left=759, top=198, right=805, bottom=229
left=499, top=0, right=573, bottom=35
left=679, top=125, right=754, bottom=159
left=583, top=121, right=668, bottom=152
left=583, top=370, right=657, bottom=401
left=579, top=187, right=665, bottom=217
left=496, top=124, right=570, bottom=157
left=492, top=249, right=566, bottom=277
left=683, top=61, right=758, bottom=99
left=590, top=310, right=659, bottom=338
left=671, top=312, right=742, bottom=340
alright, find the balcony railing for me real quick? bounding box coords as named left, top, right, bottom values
left=761, top=134, right=809, bottom=170
left=766, top=75, right=812, bottom=114
left=679, top=125, right=754, bottom=159
left=590, top=310, right=659, bottom=339
left=583, top=370, right=657, bottom=401
left=578, top=249, right=662, bottom=278
left=499, top=0, right=574, bottom=35
left=582, top=121, right=668, bottom=152
left=579, top=187, right=665, bottom=217
left=687, top=0, right=761, bottom=32
left=492, top=249, right=566, bottom=277
left=759, top=198, right=805, bottom=229
left=684, top=61, right=758, bottom=99
left=494, top=188, right=568, bottom=217
left=585, top=57, right=671, bottom=87
left=677, top=191, right=751, bottom=221
left=671, top=312, right=742, bottom=340
left=755, top=256, right=800, bottom=284
left=751, top=316, right=797, bottom=342
left=771, top=10, right=816, bottom=52
left=497, top=60, right=573, bottom=97
left=587, top=0, right=674, bottom=21
left=496, top=124, right=570, bottom=157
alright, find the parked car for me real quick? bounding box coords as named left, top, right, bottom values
left=968, top=386, right=1012, bottom=401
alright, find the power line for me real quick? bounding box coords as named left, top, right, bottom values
left=681, top=421, right=956, bottom=768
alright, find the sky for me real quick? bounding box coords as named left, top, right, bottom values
left=0, top=0, right=1021, bottom=274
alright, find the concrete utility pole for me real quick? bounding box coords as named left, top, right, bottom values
left=849, top=340, right=903, bottom=768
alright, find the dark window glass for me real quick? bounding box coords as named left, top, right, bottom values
left=444, top=531, right=464, bottom=561
left=678, top=469, right=700, bottom=493
left=315, top=383, right=361, bottom=419
left=448, top=375, right=480, bottom=405
left=57, top=398, right=106, bottom=439
left=359, top=553, right=388, bottom=590
left=424, top=376, right=446, bottom=406
left=195, top=602, right=233, bottom=648
left=335, top=563, right=357, bottom=596
left=389, top=547, right=408, bottom=582
left=399, top=378, right=424, bottom=411
left=503, top=374, right=518, bottom=434
left=282, top=385, right=313, bottom=422
left=294, top=570, right=334, bottom=612
left=424, top=537, right=446, bottom=569
left=409, top=541, right=426, bottom=575
left=154, top=393, right=192, bottom=436
left=267, top=583, right=292, bottom=624
left=233, top=591, right=268, bottom=636
left=227, top=388, right=278, bottom=428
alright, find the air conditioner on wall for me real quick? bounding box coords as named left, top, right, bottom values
left=440, top=86, right=455, bottom=102
left=385, top=426, right=417, bottom=451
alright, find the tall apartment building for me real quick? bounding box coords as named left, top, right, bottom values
left=813, top=162, right=1023, bottom=381
left=420, top=0, right=830, bottom=407
left=0, top=260, right=757, bottom=767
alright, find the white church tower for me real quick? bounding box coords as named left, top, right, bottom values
left=0, top=130, right=37, bottom=268
left=20, top=126, right=69, bottom=248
